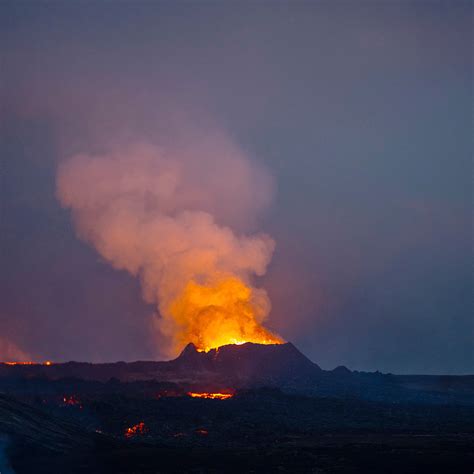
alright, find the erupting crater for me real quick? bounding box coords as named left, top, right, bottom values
left=196, top=336, right=284, bottom=353
left=168, top=277, right=284, bottom=354
left=171, top=340, right=321, bottom=388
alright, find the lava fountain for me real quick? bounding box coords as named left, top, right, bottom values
left=170, top=277, right=283, bottom=352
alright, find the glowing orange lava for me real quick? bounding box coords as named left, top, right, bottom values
left=63, top=395, right=82, bottom=408
left=124, top=422, right=148, bottom=438
left=2, top=361, right=53, bottom=366
left=169, top=276, right=283, bottom=353
left=188, top=392, right=233, bottom=400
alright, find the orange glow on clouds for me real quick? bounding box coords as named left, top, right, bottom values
left=57, top=140, right=281, bottom=358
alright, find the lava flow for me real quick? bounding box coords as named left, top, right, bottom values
left=124, top=422, right=148, bottom=438
left=188, top=392, right=233, bottom=400
left=2, top=361, right=53, bottom=366
left=63, top=395, right=82, bottom=408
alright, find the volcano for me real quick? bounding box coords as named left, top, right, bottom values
left=169, top=342, right=322, bottom=384
left=2, top=342, right=473, bottom=405
left=0, top=342, right=321, bottom=390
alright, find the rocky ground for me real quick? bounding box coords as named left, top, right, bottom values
left=1, top=343, right=473, bottom=473
left=1, top=388, right=473, bottom=473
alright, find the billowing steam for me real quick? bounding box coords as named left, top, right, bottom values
left=0, top=337, right=30, bottom=362
left=57, top=132, right=282, bottom=356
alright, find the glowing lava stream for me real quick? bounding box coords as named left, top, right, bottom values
left=2, top=361, right=53, bottom=366
left=188, top=392, right=233, bottom=400
left=124, top=422, right=148, bottom=438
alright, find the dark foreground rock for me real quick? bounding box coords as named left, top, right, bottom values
left=1, top=343, right=473, bottom=472
left=1, top=389, right=474, bottom=473
left=1, top=342, right=473, bottom=405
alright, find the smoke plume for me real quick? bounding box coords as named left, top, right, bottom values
left=0, top=338, right=30, bottom=362
left=56, top=131, right=282, bottom=356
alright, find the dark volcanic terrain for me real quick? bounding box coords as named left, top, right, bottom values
left=1, top=343, right=473, bottom=473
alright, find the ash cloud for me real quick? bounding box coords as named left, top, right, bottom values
left=57, top=132, right=277, bottom=355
